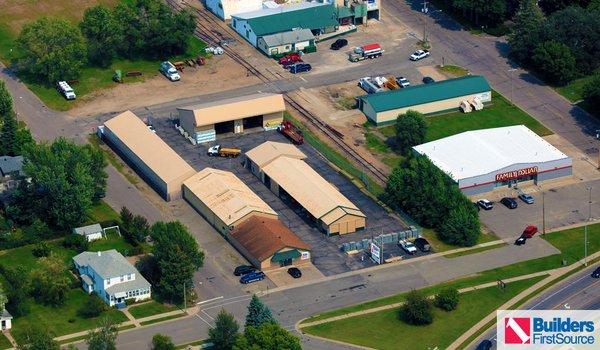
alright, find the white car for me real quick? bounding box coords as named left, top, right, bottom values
left=399, top=240, right=417, bottom=254
left=410, top=49, right=430, bottom=61
left=397, top=76, right=410, bottom=88
left=477, top=199, right=493, bottom=210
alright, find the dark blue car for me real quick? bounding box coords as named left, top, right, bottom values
left=289, top=63, right=312, bottom=74
left=240, top=271, right=266, bottom=284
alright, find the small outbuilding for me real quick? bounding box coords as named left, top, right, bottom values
left=358, top=75, right=492, bottom=125
left=101, top=111, right=196, bottom=201
left=258, top=29, right=315, bottom=57
left=246, top=141, right=366, bottom=235
left=0, top=309, right=11, bottom=331
left=182, top=168, right=277, bottom=235
left=229, top=216, right=311, bottom=270
left=177, top=93, right=285, bottom=143
left=73, top=223, right=104, bottom=242
left=412, top=125, right=573, bottom=195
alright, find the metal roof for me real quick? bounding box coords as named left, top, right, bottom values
left=103, top=111, right=195, bottom=185
left=73, top=223, right=102, bottom=236
left=245, top=141, right=306, bottom=168
left=177, top=93, right=285, bottom=128
left=261, top=29, right=314, bottom=47
left=183, top=168, right=277, bottom=226
left=412, top=125, right=570, bottom=181
left=233, top=3, right=338, bottom=37
left=359, top=75, right=491, bottom=112
left=73, top=250, right=138, bottom=279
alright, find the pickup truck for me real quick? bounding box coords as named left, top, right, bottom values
left=399, top=240, right=417, bottom=254
left=159, top=61, right=180, bottom=81
left=56, top=81, right=76, bottom=100
left=409, top=49, right=430, bottom=61
left=207, top=145, right=241, bottom=158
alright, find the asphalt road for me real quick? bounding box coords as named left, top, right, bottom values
left=471, top=262, right=600, bottom=349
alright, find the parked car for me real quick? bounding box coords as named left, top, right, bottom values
left=521, top=225, right=538, bottom=238
left=234, top=265, right=255, bottom=276
left=278, top=53, right=302, bottom=65
left=330, top=38, right=348, bottom=50
left=399, top=240, right=417, bottom=254
left=591, top=267, right=600, bottom=278
left=500, top=197, right=518, bottom=209
left=287, top=267, right=302, bottom=278
left=207, top=145, right=241, bottom=158
left=409, top=49, right=430, bottom=61
left=422, top=76, right=435, bottom=84
left=518, top=193, right=535, bottom=204
left=414, top=237, right=431, bottom=252
left=159, top=61, right=180, bottom=81
left=477, top=199, right=493, bottom=210
left=56, top=81, right=76, bottom=100
left=289, top=62, right=312, bottom=74
left=476, top=339, right=493, bottom=350
left=240, top=271, right=265, bottom=284
left=396, top=76, right=410, bottom=88
left=515, top=237, right=527, bottom=246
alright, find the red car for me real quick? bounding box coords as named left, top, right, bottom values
left=278, top=53, right=302, bottom=65
left=521, top=225, right=538, bottom=238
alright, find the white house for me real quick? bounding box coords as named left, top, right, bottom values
left=0, top=309, right=11, bottom=331
left=73, top=250, right=151, bottom=307
left=206, top=0, right=263, bottom=20
left=73, top=223, right=104, bottom=242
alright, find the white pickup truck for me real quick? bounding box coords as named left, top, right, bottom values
left=399, top=240, right=417, bottom=254
left=409, top=49, right=430, bottom=61
left=56, top=81, right=76, bottom=100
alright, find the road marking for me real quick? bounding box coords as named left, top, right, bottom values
left=528, top=273, right=591, bottom=310
left=202, top=296, right=252, bottom=311
left=551, top=279, right=600, bottom=310
left=194, top=314, right=212, bottom=327
left=299, top=76, right=307, bottom=82
left=201, top=309, right=214, bottom=320
left=196, top=296, right=223, bottom=305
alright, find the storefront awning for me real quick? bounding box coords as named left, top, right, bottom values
left=271, top=249, right=301, bottom=262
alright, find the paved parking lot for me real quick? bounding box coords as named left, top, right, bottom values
left=152, top=117, right=409, bottom=276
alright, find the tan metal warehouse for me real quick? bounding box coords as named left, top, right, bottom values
left=246, top=141, right=366, bottom=235
left=229, top=216, right=311, bottom=270
left=358, top=75, right=492, bottom=125
left=102, top=111, right=196, bottom=201
left=177, top=93, right=285, bottom=144
left=182, top=168, right=277, bottom=235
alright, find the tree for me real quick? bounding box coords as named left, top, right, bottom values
left=29, top=256, right=70, bottom=306
left=78, top=293, right=107, bottom=318
left=0, top=285, right=7, bottom=312
left=63, top=233, right=90, bottom=253
left=17, top=17, right=86, bottom=84
left=508, top=0, right=546, bottom=64
left=151, top=221, right=204, bottom=302
left=539, top=0, right=590, bottom=14
left=233, top=323, right=301, bottom=350
left=0, top=80, right=12, bottom=117
left=135, top=254, right=160, bottom=286
left=435, top=287, right=460, bottom=311
left=0, top=112, right=18, bottom=156
left=245, top=294, right=275, bottom=328
left=17, top=326, right=59, bottom=350
left=31, top=241, right=51, bottom=257
left=394, top=110, right=427, bottom=154
left=120, top=207, right=149, bottom=245
left=438, top=194, right=480, bottom=246
left=151, top=334, right=175, bottom=350
left=208, top=309, right=240, bottom=350
left=80, top=5, right=121, bottom=67
left=532, top=40, right=578, bottom=85
left=582, top=74, right=600, bottom=111
left=86, top=317, right=118, bottom=350
left=399, top=290, right=433, bottom=326
left=2, top=265, right=30, bottom=317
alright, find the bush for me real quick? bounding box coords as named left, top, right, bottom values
left=394, top=110, right=427, bottom=154
left=582, top=74, right=600, bottom=111
left=151, top=334, right=175, bottom=350
left=63, top=234, right=90, bottom=252
left=532, top=40, right=578, bottom=85
left=32, top=241, right=51, bottom=257
left=127, top=245, right=144, bottom=256
left=434, top=288, right=460, bottom=311
left=78, top=293, right=107, bottom=318
left=399, top=290, right=433, bottom=325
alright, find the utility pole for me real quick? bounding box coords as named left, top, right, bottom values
left=542, top=191, right=546, bottom=235
left=421, top=1, right=429, bottom=43
left=183, top=281, right=187, bottom=312
left=584, top=187, right=592, bottom=266
left=508, top=68, right=517, bottom=104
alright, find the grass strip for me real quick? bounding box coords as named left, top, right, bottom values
left=445, top=242, right=507, bottom=258
left=139, top=313, right=185, bottom=326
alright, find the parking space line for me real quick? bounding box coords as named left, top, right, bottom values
left=201, top=309, right=215, bottom=320
left=194, top=314, right=212, bottom=327
left=196, top=296, right=223, bottom=305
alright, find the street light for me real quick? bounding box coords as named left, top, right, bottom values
left=584, top=187, right=592, bottom=266
left=541, top=191, right=546, bottom=235
left=507, top=68, right=517, bottom=104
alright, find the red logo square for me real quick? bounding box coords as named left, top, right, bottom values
left=505, top=317, right=531, bottom=344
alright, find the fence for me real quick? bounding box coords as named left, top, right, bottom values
left=341, top=226, right=420, bottom=253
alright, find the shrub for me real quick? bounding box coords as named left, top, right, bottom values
left=127, top=245, right=144, bottom=256
left=78, top=293, right=107, bottom=318
left=63, top=234, right=89, bottom=252
left=399, top=290, right=433, bottom=325
left=32, top=241, right=51, bottom=257
left=434, top=288, right=460, bottom=311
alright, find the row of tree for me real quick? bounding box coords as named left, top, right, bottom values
left=508, top=1, right=600, bottom=85
left=0, top=81, right=34, bottom=157
left=400, top=288, right=460, bottom=326
left=15, top=0, right=196, bottom=84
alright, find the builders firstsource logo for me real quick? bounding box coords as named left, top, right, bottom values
left=497, top=310, right=600, bottom=349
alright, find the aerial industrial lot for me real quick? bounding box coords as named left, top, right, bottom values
left=0, top=0, right=599, bottom=349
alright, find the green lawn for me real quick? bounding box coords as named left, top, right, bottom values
left=0, top=333, right=12, bottom=350
left=139, top=313, right=185, bottom=326
left=437, top=65, right=469, bottom=77
left=445, top=242, right=507, bottom=258
left=425, top=91, right=553, bottom=141
left=364, top=132, right=390, bottom=154
left=554, top=75, right=596, bottom=103
left=128, top=301, right=177, bottom=319
left=381, top=155, right=403, bottom=169
left=0, top=241, right=76, bottom=272
left=304, top=277, right=544, bottom=350
left=543, top=223, right=600, bottom=265
left=420, top=228, right=499, bottom=253
left=87, top=200, right=120, bottom=224
left=11, top=289, right=127, bottom=343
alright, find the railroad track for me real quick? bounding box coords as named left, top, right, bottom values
left=166, top=0, right=388, bottom=185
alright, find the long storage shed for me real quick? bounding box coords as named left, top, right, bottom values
left=245, top=141, right=366, bottom=235
left=102, top=111, right=196, bottom=201
left=182, top=168, right=277, bottom=235
left=177, top=93, right=285, bottom=144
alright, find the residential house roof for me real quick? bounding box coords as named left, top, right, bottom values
left=73, top=223, right=102, bottom=237
left=261, top=29, right=315, bottom=47
left=245, top=141, right=306, bottom=168
left=0, top=156, right=24, bottom=177
left=177, top=93, right=285, bottom=128
left=73, top=250, right=138, bottom=280
left=230, top=216, right=309, bottom=262
left=359, top=75, right=491, bottom=112
left=182, top=168, right=277, bottom=226
left=105, top=277, right=151, bottom=296
left=233, top=3, right=338, bottom=37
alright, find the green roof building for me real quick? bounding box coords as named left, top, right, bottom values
left=358, top=75, right=492, bottom=125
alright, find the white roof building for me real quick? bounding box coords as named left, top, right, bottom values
left=412, top=125, right=572, bottom=195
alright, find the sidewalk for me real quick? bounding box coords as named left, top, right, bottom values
left=448, top=251, right=600, bottom=350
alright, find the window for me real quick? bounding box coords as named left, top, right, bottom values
left=128, top=274, right=132, bottom=280
left=106, top=279, right=110, bottom=285
left=120, top=276, right=124, bottom=282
